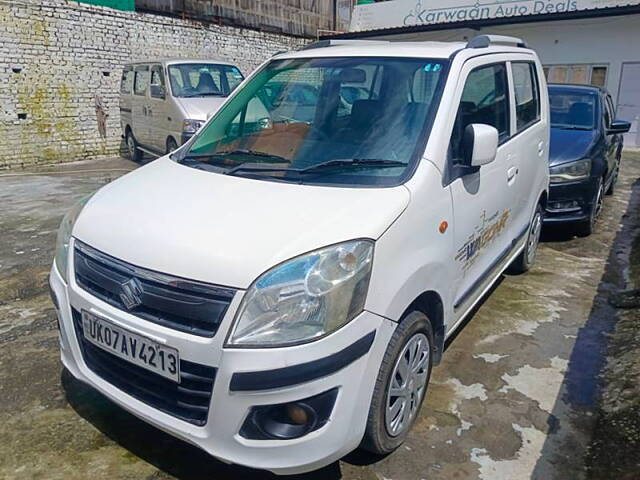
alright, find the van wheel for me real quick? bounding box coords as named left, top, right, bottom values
left=126, top=130, right=142, bottom=162
left=507, top=202, right=543, bottom=274
left=166, top=137, right=179, bottom=154
left=361, top=311, right=434, bottom=455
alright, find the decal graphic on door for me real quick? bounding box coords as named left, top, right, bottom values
left=455, top=209, right=510, bottom=271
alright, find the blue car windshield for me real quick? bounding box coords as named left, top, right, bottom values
left=549, top=90, right=597, bottom=130
left=178, top=57, right=449, bottom=187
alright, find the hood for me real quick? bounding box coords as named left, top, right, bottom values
left=175, top=96, right=227, bottom=121
left=549, top=127, right=598, bottom=167
left=73, top=158, right=410, bottom=289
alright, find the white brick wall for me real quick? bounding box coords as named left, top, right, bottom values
left=0, top=0, right=306, bottom=169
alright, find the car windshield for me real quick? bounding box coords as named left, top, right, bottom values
left=168, top=63, right=244, bottom=98
left=549, top=89, right=597, bottom=130
left=178, top=56, right=448, bottom=187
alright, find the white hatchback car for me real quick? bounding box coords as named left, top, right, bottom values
left=50, top=35, right=549, bottom=474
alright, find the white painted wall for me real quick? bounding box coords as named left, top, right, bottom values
left=368, top=14, right=640, bottom=103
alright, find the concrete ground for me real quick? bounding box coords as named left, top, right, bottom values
left=1, top=153, right=639, bottom=480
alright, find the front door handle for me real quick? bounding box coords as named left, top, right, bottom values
left=537, top=140, right=545, bottom=156
left=507, top=166, right=518, bottom=182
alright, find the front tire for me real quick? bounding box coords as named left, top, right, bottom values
left=361, top=311, right=434, bottom=455
left=126, top=130, right=142, bottom=162
left=166, top=137, right=179, bottom=155
left=507, top=202, right=543, bottom=274
left=606, top=165, right=618, bottom=196
left=577, top=178, right=604, bottom=237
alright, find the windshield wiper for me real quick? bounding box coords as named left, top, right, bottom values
left=227, top=158, right=407, bottom=176
left=225, top=162, right=294, bottom=176
left=299, top=158, right=407, bottom=173
left=213, top=149, right=292, bottom=164
left=178, top=158, right=226, bottom=172
left=180, top=149, right=290, bottom=164
left=182, top=92, right=226, bottom=98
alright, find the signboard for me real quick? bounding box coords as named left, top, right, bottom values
left=350, top=0, right=639, bottom=31
left=78, top=0, right=135, bottom=11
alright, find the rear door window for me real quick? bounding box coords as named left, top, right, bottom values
left=120, top=67, right=134, bottom=94
left=150, top=64, right=165, bottom=99
left=134, top=66, right=150, bottom=96
left=512, top=62, right=540, bottom=131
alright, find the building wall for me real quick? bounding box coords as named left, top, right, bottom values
left=137, top=0, right=338, bottom=38
left=372, top=14, right=639, bottom=103
left=0, top=0, right=306, bottom=169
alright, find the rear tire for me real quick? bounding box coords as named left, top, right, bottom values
left=361, top=311, right=434, bottom=455
left=507, top=202, right=543, bottom=274
left=126, top=130, right=142, bottom=162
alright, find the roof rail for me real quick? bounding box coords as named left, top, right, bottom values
left=300, top=39, right=390, bottom=51
left=467, top=34, right=528, bottom=49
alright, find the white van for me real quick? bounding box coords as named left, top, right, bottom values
left=120, top=59, right=244, bottom=159
left=51, top=35, right=549, bottom=474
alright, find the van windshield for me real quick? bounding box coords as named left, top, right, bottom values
left=168, top=63, right=244, bottom=98
left=178, top=57, right=448, bottom=187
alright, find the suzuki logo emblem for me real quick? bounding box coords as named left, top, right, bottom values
left=119, top=278, right=143, bottom=310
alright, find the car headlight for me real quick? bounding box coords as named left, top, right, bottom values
left=549, top=159, right=591, bottom=183
left=228, top=240, right=374, bottom=347
left=54, top=194, right=94, bottom=283
left=182, top=119, right=204, bottom=133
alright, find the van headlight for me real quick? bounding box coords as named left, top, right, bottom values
left=549, top=159, right=591, bottom=183
left=54, top=195, right=94, bottom=283
left=182, top=119, right=204, bottom=133
left=228, top=240, right=374, bottom=347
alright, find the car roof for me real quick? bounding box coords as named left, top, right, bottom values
left=273, top=40, right=536, bottom=64
left=548, top=83, right=606, bottom=94
left=125, top=59, right=238, bottom=67
left=273, top=41, right=473, bottom=60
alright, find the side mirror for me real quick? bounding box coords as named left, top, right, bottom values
left=607, top=119, right=631, bottom=135
left=463, top=123, right=499, bottom=168
left=150, top=84, right=165, bottom=99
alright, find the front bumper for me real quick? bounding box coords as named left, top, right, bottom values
left=180, top=132, right=195, bottom=146
left=49, top=257, right=395, bottom=475
left=544, top=177, right=598, bottom=224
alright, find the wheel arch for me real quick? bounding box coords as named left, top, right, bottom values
left=538, top=189, right=548, bottom=210
left=401, top=291, right=445, bottom=365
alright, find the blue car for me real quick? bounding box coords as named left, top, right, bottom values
left=545, top=84, right=630, bottom=236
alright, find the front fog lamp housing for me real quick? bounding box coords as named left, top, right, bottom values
left=240, top=388, right=339, bottom=440
left=550, top=158, right=591, bottom=184
left=228, top=240, right=374, bottom=347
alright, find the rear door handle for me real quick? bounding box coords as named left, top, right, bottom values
left=507, top=166, right=518, bottom=182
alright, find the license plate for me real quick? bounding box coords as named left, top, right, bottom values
left=82, top=310, right=180, bottom=383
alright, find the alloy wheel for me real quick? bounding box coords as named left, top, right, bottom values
left=591, top=180, right=604, bottom=228
left=385, top=333, right=430, bottom=437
